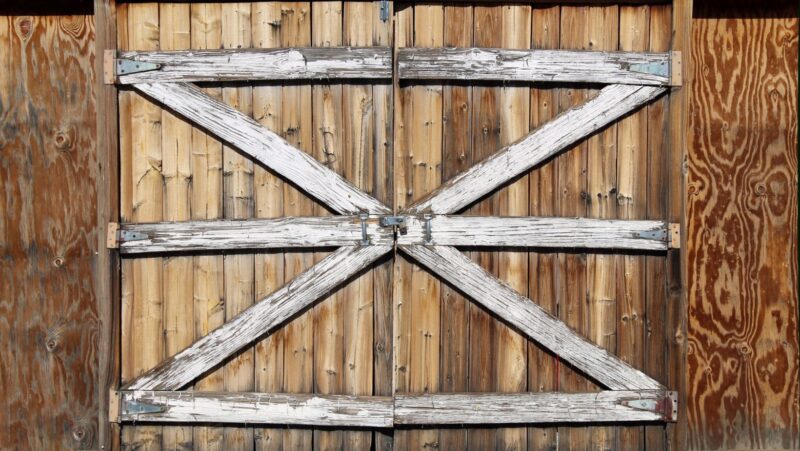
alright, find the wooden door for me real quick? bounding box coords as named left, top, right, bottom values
left=110, top=2, right=682, bottom=450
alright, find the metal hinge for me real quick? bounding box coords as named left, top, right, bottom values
left=120, top=230, right=149, bottom=242
left=122, top=399, right=165, bottom=416
left=116, top=58, right=161, bottom=76
left=379, top=0, right=390, bottom=22
left=629, top=61, right=669, bottom=78
left=634, top=228, right=667, bottom=241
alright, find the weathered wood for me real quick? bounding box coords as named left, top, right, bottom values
left=405, top=84, right=666, bottom=215
left=116, top=216, right=394, bottom=253
left=395, top=391, right=678, bottom=425
left=527, top=7, right=561, bottom=449
left=126, top=245, right=391, bottom=391
left=188, top=5, right=225, bottom=450
left=115, top=390, right=676, bottom=427
left=159, top=5, right=194, bottom=449
left=113, top=46, right=392, bottom=84
left=396, top=216, right=671, bottom=250
left=400, top=245, right=663, bottom=391
left=118, top=392, right=394, bottom=428
left=133, top=82, right=391, bottom=215
left=398, top=48, right=673, bottom=86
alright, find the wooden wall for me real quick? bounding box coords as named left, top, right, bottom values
left=0, top=0, right=798, bottom=450
left=687, top=1, right=799, bottom=449
left=0, top=12, right=100, bottom=450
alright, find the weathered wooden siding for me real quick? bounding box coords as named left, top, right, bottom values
left=687, top=1, right=799, bottom=449
left=0, top=13, right=99, bottom=450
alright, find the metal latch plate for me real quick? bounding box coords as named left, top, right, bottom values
left=119, top=230, right=148, bottom=242
left=122, top=400, right=165, bottom=416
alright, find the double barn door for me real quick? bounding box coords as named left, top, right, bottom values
left=110, top=2, right=682, bottom=449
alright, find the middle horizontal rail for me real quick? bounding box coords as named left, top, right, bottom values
left=112, top=215, right=675, bottom=254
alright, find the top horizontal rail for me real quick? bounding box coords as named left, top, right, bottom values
left=398, top=48, right=680, bottom=86
left=107, top=47, right=392, bottom=84
left=106, top=47, right=681, bottom=87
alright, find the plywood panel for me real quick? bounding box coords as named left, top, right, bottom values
left=0, top=13, right=99, bottom=450
left=688, top=2, right=798, bottom=448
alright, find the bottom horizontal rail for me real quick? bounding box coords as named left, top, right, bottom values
left=112, top=390, right=677, bottom=426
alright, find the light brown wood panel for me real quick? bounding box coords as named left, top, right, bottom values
left=119, top=3, right=164, bottom=449
left=528, top=6, right=560, bottom=450
left=439, top=5, right=472, bottom=449
left=0, top=13, right=99, bottom=450
left=189, top=4, right=226, bottom=451
left=688, top=2, right=798, bottom=449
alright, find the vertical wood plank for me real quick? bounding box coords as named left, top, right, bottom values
left=586, top=5, right=619, bottom=450
left=371, top=3, right=394, bottom=449
left=408, top=5, right=443, bottom=450
left=617, top=5, right=649, bottom=449
left=280, top=2, right=314, bottom=449
left=160, top=4, right=193, bottom=450
left=668, top=0, right=691, bottom=448
left=190, top=4, right=225, bottom=451
left=392, top=5, right=414, bottom=449
left=528, top=6, right=560, bottom=450
left=645, top=5, right=671, bottom=450
left=556, top=6, right=591, bottom=451
left=469, top=5, right=500, bottom=450
left=343, top=4, right=376, bottom=450
left=439, top=4, right=472, bottom=450
left=121, top=4, right=163, bottom=449
left=95, top=0, right=120, bottom=447
left=497, top=5, right=531, bottom=451
left=310, top=3, right=343, bottom=450
left=251, top=3, right=285, bottom=450
left=221, top=3, right=255, bottom=450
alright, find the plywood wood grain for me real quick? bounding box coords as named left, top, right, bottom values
left=688, top=2, right=798, bottom=448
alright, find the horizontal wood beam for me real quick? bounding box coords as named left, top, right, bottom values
left=398, top=48, right=675, bottom=86
left=109, top=47, right=392, bottom=84
left=126, top=245, right=391, bottom=390
left=111, top=216, right=395, bottom=254
left=109, top=215, right=677, bottom=254
left=395, top=391, right=678, bottom=424
left=115, top=391, right=394, bottom=427
left=405, top=84, right=666, bottom=215
left=134, top=82, right=391, bottom=215
left=397, top=216, right=674, bottom=250
left=113, top=390, right=677, bottom=426
left=401, top=245, right=664, bottom=390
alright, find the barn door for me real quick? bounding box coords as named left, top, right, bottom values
left=108, top=3, right=680, bottom=449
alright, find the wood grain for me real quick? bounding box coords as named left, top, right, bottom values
left=126, top=245, right=391, bottom=392
left=438, top=6, right=472, bottom=450
left=159, top=4, right=193, bottom=450
left=0, top=14, right=99, bottom=450
left=115, top=46, right=392, bottom=83
left=397, top=47, right=672, bottom=85
left=688, top=3, right=798, bottom=449
left=188, top=5, right=225, bottom=451
left=401, top=245, right=664, bottom=391
left=527, top=7, right=560, bottom=449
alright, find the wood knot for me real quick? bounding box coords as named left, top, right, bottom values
left=15, top=17, right=33, bottom=40
left=52, top=256, right=65, bottom=268
left=754, top=182, right=767, bottom=196
left=45, top=336, right=60, bottom=353
left=54, top=127, right=76, bottom=151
